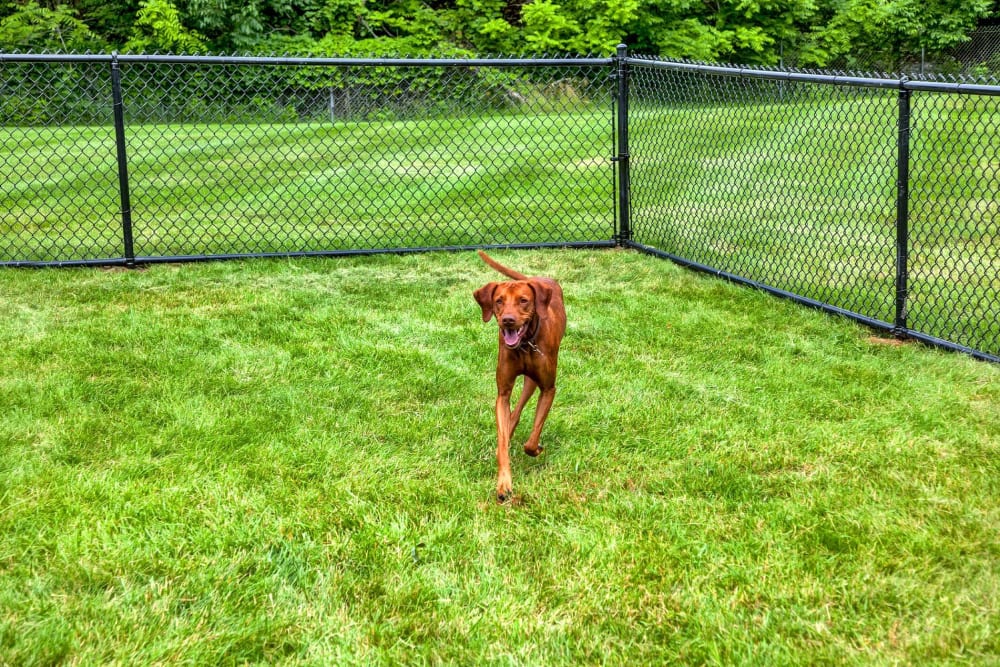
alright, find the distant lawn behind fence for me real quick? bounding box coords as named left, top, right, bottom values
left=3, top=112, right=615, bottom=262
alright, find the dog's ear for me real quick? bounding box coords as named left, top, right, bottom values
left=474, top=283, right=498, bottom=322
left=530, top=280, right=553, bottom=322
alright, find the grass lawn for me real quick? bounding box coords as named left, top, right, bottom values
left=1, top=249, right=997, bottom=664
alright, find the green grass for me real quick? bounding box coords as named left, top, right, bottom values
left=1, top=250, right=997, bottom=664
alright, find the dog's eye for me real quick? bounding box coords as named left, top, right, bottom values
left=520, top=297, right=529, bottom=305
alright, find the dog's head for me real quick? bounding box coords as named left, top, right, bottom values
left=474, top=280, right=552, bottom=349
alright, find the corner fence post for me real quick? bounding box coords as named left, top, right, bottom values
left=614, top=44, right=632, bottom=245
left=894, top=81, right=911, bottom=337
left=110, top=52, right=136, bottom=266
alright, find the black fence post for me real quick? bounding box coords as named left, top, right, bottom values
left=110, top=52, right=136, bottom=266
left=614, top=43, right=632, bottom=246
left=894, top=82, right=911, bottom=337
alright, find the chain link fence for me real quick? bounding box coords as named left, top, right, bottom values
left=1, top=51, right=998, bottom=361
left=948, top=25, right=1000, bottom=76
left=1, top=59, right=121, bottom=263
left=1, top=54, right=617, bottom=265
left=908, top=90, right=1000, bottom=354
left=627, top=63, right=899, bottom=324
left=626, top=57, right=999, bottom=361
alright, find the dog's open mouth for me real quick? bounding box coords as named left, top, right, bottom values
left=502, top=324, right=527, bottom=348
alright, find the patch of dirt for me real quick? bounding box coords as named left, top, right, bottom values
left=867, top=335, right=908, bottom=347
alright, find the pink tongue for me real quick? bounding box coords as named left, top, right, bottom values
left=503, top=329, right=521, bottom=346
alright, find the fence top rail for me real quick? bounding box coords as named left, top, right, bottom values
left=0, top=52, right=614, bottom=68
left=627, top=57, right=1000, bottom=96
left=4, top=50, right=1000, bottom=95
left=902, top=79, right=1000, bottom=96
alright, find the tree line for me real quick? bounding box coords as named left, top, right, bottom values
left=0, top=0, right=997, bottom=71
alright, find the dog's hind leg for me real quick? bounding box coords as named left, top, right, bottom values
left=510, top=376, right=537, bottom=439
left=522, top=386, right=555, bottom=457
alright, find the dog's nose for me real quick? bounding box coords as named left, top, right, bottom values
left=501, top=314, right=516, bottom=327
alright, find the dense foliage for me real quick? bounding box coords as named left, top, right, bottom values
left=0, top=0, right=996, bottom=69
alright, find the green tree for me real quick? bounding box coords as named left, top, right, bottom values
left=1, top=0, right=994, bottom=64
left=124, top=0, right=206, bottom=52
left=624, top=0, right=817, bottom=63
left=805, top=0, right=992, bottom=69
left=0, top=1, right=108, bottom=50
left=175, top=0, right=336, bottom=51
left=72, top=0, right=142, bottom=46
left=520, top=0, right=579, bottom=51
left=574, top=0, right=639, bottom=53
left=473, top=0, right=637, bottom=54
left=305, top=0, right=365, bottom=38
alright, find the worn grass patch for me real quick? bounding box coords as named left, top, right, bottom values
left=0, top=250, right=997, bottom=664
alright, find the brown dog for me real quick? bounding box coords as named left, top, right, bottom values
left=474, top=250, right=566, bottom=502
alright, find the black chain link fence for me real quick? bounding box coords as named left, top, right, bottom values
left=626, top=57, right=999, bottom=362
left=627, top=63, right=900, bottom=324
left=948, top=25, right=1000, bottom=76
left=1, top=59, right=122, bottom=263
left=1, top=54, right=617, bottom=265
left=908, top=91, right=1000, bottom=354
left=1, top=51, right=998, bottom=361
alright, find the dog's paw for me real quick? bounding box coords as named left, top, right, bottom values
left=496, top=481, right=515, bottom=503
left=524, top=442, right=544, bottom=457
left=496, top=476, right=513, bottom=503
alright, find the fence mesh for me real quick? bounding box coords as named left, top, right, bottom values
left=1, top=57, right=616, bottom=263
left=126, top=60, right=616, bottom=258
left=908, top=92, right=1000, bottom=353
left=627, top=59, right=999, bottom=359
left=775, top=24, right=1000, bottom=76
left=0, top=61, right=123, bottom=263
left=627, top=63, right=899, bottom=323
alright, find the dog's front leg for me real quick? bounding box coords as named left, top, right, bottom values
left=495, top=388, right=514, bottom=503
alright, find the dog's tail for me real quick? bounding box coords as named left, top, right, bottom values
left=478, top=250, right=528, bottom=280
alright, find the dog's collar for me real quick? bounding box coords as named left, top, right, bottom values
left=515, top=315, right=543, bottom=356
